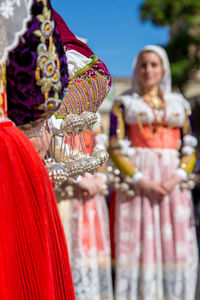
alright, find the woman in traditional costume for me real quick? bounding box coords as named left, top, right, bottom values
left=0, top=1, right=75, bottom=299
left=48, top=11, right=113, bottom=300
left=109, top=45, right=198, bottom=300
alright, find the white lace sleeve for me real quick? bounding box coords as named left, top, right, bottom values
left=66, top=49, right=92, bottom=79
left=0, top=0, right=33, bottom=64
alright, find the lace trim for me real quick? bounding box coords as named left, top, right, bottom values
left=0, top=0, right=33, bottom=64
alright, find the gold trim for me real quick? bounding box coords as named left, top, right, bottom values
left=112, top=100, right=125, bottom=140
left=108, top=149, right=138, bottom=177
left=180, top=151, right=196, bottom=175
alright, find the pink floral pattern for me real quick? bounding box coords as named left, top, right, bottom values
left=115, top=148, right=198, bottom=300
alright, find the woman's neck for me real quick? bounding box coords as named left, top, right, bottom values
left=142, top=86, right=159, bottom=97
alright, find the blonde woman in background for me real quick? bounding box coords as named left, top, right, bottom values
left=109, top=45, right=198, bottom=300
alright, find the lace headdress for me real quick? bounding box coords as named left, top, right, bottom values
left=0, top=0, right=33, bottom=64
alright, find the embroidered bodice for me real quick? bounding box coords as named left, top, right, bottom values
left=121, top=92, right=190, bottom=128
left=109, top=91, right=197, bottom=178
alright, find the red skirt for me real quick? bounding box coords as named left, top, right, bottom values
left=0, top=121, right=75, bottom=299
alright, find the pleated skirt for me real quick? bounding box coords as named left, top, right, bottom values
left=114, top=148, right=198, bottom=300
left=58, top=188, right=113, bottom=300
left=0, top=121, right=75, bottom=299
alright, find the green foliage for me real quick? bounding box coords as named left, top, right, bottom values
left=140, top=0, right=200, bottom=89
left=165, top=30, right=193, bottom=89
left=170, top=60, right=190, bottom=91
left=140, top=0, right=200, bottom=26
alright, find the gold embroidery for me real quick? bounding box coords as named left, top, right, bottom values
left=55, top=57, right=111, bottom=118
left=33, top=0, right=62, bottom=112
left=180, top=152, right=196, bottom=175
left=0, top=63, right=7, bottom=118
left=112, top=100, right=125, bottom=140
left=136, top=112, right=154, bottom=136
left=145, top=91, right=165, bottom=110
left=183, top=109, right=191, bottom=135
left=167, top=111, right=180, bottom=129
left=108, top=149, right=138, bottom=177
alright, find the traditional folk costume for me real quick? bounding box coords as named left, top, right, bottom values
left=49, top=11, right=113, bottom=300
left=57, top=130, right=113, bottom=300
left=109, top=45, right=198, bottom=300
left=0, top=1, right=75, bottom=299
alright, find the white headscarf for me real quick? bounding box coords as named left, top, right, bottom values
left=132, top=45, right=172, bottom=96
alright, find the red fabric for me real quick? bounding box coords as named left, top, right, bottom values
left=53, top=9, right=94, bottom=58
left=64, top=130, right=94, bottom=154
left=109, top=191, right=116, bottom=262
left=79, top=198, right=106, bottom=252
left=128, top=124, right=181, bottom=149
left=0, top=122, right=75, bottom=299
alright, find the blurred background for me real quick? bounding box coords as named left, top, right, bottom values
left=52, top=0, right=200, bottom=137
left=51, top=1, right=200, bottom=297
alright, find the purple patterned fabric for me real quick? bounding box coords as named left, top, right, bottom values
left=109, top=102, right=124, bottom=137
left=110, top=110, right=118, bottom=138
left=6, top=0, right=68, bottom=126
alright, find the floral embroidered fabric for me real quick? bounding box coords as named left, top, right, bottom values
left=6, top=0, right=68, bottom=127
left=114, top=148, right=198, bottom=300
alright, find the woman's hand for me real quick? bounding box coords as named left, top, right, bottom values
left=77, top=175, right=105, bottom=198
left=137, top=178, right=168, bottom=202
left=161, top=174, right=182, bottom=194
left=30, top=129, right=51, bottom=158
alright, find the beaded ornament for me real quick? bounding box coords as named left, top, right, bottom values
left=40, top=56, right=111, bottom=187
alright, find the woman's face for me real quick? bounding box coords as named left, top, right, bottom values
left=137, top=51, right=164, bottom=91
